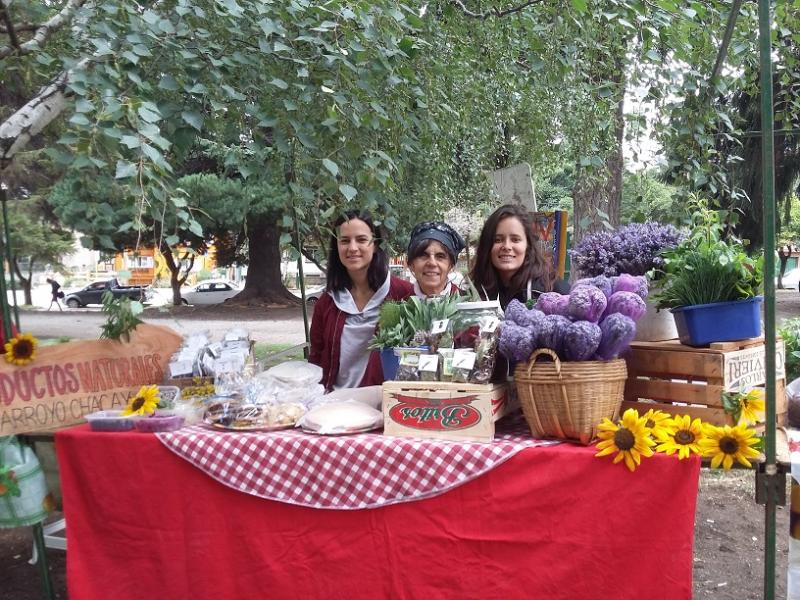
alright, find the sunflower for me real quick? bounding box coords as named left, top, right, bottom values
left=641, top=408, right=675, bottom=441
left=698, top=423, right=761, bottom=470
left=738, top=389, right=766, bottom=425
left=595, top=408, right=655, bottom=472
left=4, top=333, right=38, bottom=366
left=121, top=385, right=160, bottom=417
left=655, top=414, right=705, bottom=459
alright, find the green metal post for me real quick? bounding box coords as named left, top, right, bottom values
left=32, top=522, right=55, bottom=600
left=0, top=226, right=11, bottom=338
left=757, top=0, right=777, bottom=597
left=293, top=206, right=310, bottom=357
left=1, top=187, right=20, bottom=329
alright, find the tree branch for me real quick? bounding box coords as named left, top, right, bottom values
left=0, top=22, right=38, bottom=34
left=447, top=0, right=541, bottom=19
left=0, top=5, right=20, bottom=50
left=0, top=0, right=88, bottom=60
left=0, top=63, right=81, bottom=167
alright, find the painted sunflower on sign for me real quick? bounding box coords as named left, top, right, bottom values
left=122, top=385, right=160, bottom=417
left=4, top=333, right=38, bottom=366
left=595, top=408, right=655, bottom=472
left=655, top=415, right=704, bottom=459
left=698, top=423, right=761, bottom=470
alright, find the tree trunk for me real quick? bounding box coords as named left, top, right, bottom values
left=12, top=256, right=31, bottom=304
left=571, top=100, right=624, bottom=245
left=159, top=242, right=195, bottom=306
left=234, top=215, right=300, bottom=305
left=571, top=45, right=625, bottom=249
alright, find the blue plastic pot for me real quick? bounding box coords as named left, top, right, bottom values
left=670, top=296, right=763, bottom=346
left=379, top=348, right=400, bottom=381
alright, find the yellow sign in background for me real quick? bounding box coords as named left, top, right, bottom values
left=0, top=324, right=182, bottom=435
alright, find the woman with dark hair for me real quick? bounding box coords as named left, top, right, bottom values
left=309, top=210, right=413, bottom=390
left=470, top=204, right=568, bottom=309
left=406, top=221, right=465, bottom=298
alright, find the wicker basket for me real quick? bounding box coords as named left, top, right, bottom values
left=514, top=349, right=627, bottom=445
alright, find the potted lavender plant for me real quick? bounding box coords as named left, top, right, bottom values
left=570, top=222, right=685, bottom=341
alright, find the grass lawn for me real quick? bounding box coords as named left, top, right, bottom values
left=254, top=342, right=308, bottom=366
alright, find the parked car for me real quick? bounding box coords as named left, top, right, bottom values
left=64, top=278, right=152, bottom=308
left=181, top=280, right=241, bottom=305
left=292, top=286, right=325, bottom=305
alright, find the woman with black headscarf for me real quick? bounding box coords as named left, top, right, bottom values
left=406, top=221, right=466, bottom=298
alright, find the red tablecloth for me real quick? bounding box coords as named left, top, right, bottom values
left=154, top=419, right=557, bottom=509
left=56, top=425, right=700, bottom=600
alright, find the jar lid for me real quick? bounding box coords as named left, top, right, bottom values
left=455, top=300, right=501, bottom=311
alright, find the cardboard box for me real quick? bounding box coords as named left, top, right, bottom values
left=382, top=381, right=514, bottom=443
left=623, top=337, right=786, bottom=426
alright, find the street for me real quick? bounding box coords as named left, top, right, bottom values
left=17, top=305, right=308, bottom=345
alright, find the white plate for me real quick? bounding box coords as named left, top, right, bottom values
left=299, top=425, right=382, bottom=436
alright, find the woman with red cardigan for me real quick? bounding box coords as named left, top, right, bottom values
left=309, top=211, right=413, bottom=390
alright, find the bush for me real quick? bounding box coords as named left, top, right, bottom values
left=779, top=317, right=800, bottom=383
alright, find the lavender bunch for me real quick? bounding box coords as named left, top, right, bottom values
left=570, top=222, right=685, bottom=278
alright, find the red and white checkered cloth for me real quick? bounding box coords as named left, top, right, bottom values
left=156, top=415, right=558, bottom=510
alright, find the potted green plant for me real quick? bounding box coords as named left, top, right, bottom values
left=652, top=196, right=763, bottom=346
left=569, top=221, right=685, bottom=341
left=369, top=295, right=461, bottom=380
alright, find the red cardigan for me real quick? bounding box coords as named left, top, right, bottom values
left=309, top=276, right=414, bottom=391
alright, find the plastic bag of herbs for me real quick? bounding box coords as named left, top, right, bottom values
left=368, top=294, right=462, bottom=381
left=450, top=300, right=503, bottom=384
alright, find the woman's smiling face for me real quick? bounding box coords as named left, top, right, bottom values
left=410, top=240, right=452, bottom=296
left=337, top=218, right=375, bottom=275
left=490, top=216, right=527, bottom=283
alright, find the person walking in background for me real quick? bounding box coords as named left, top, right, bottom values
left=46, top=278, right=63, bottom=311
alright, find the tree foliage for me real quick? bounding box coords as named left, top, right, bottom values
left=2, top=0, right=800, bottom=301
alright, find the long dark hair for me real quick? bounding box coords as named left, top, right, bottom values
left=326, top=210, right=389, bottom=292
left=470, top=204, right=552, bottom=300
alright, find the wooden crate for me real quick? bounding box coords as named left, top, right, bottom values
left=623, top=337, right=787, bottom=426
left=383, top=381, right=515, bottom=443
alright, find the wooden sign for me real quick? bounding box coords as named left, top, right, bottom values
left=723, top=340, right=786, bottom=392
left=0, top=324, right=182, bottom=435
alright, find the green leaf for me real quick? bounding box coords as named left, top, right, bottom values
left=69, top=113, right=91, bottom=126
left=270, top=78, right=289, bottom=90
left=75, top=99, right=93, bottom=113
left=115, top=161, right=137, bottom=179
left=339, top=184, right=357, bottom=201
left=188, top=220, right=204, bottom=237
left=158, top=75, right=179, bottom=90
left=138, top=106, right=161, bottom=123
left=140, top=143, right=162, bottom=164
left=121, top=135, right=141, bottom=149
left=322, top=158, right=339, bottom=177
left=571, top=0, right=587, bottom=12
left=181, top=111, right=204, bottom=131
left=129, top=301, right=144, bottom=316
left=165, top=235, right=180, bottom=246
